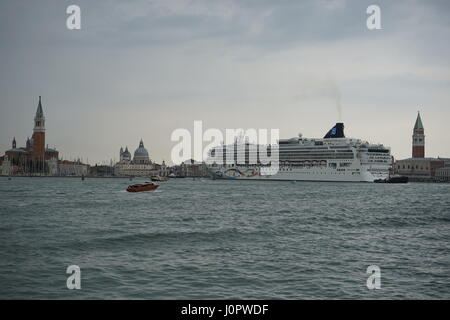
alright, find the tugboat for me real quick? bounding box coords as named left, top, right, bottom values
left=126, top=182, right=159, bottom=192
left=374, top=175, right=409, bottom=183
left=374, top=166, right=408, bottom=184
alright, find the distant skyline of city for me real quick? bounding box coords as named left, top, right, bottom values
left=1, top=96, right=447, bottom=166
left=1, top=0, right=450, bottom=164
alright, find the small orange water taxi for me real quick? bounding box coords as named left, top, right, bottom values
left=126, top=182, right=159, bottom=192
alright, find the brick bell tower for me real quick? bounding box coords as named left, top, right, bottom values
left=412, top=111, right=425, bottom=158
left=32, top=96, right=45, bottom=159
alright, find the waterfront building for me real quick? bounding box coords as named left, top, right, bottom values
left=395, top=157, right=446, bottom=181
left=3, top=97, right=60, bottom=163
left=170, top=159, right=209, bottom=178
left=0, top=96, right=89, bottom=176
left=160, top=160, right=169, bottom=177
left=394, top=112, right=448, bottom=181
left=57, top=160, right=89, bottom=176
left=436, top=165, right=450, bottom=182
left=0, top=155, right=12, bottom=176
left=89, top=164, right=114, bottom=177
left=119, top=147, right=132, bottom=163
left=0, top=97, right=59, bottom=175
left=114, top=140, right=161, bottom=176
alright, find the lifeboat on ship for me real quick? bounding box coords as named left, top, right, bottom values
left=126, top=182, right=159, bottom=192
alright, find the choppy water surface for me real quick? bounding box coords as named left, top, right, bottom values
left=0, top=177, right=449, bottom=299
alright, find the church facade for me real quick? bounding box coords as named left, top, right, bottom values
left=0, top=97, right=59, bottom=175
left=114, top=139, right=166, bottom=177
left=0, top=96, right=89, bottom=176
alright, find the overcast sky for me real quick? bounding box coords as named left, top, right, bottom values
left=1, top=0, right=449, bottom=165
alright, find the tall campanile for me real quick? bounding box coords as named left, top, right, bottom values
left=32, top=96, right=46, bottom=159
left=412, top=111, right=425, bottom=158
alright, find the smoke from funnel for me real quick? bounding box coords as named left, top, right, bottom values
left=329, top=81, right=342, bottom=122
left=294, top=76, right=343, bottom=122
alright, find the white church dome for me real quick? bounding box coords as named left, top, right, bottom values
left=133, top=139, right=150, bottom=163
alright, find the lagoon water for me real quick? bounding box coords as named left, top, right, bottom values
left=0, top=177, right=449, bottom=299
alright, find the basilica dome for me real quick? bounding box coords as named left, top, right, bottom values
left=133, top=139, right=150, bottom=164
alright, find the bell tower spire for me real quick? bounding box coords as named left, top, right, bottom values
left=32, top=96, right=46, bottom=159
left=34, top=96, right=45, bottom=132
left=412, top=111, right=425, bottom=158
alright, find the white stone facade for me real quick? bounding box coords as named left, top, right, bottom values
left=114, top=162, right=159, bottom=177
left=436, top=167, right=450, bottom=181
left=1, top=156, right=11, bottom=176
left=58, top=162, right=89, bottom=176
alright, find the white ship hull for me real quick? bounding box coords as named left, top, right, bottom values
left=209, top=163, right=389, bottom=182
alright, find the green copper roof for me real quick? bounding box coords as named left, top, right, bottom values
left=414, top=112, right=423, bottom=130
left=36, top=96, right=43, bottom=116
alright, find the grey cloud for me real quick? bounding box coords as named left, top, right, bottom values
left=1, top=0, right=450, bottom=163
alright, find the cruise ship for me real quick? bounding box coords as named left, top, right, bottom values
left=206, top=123, right=392, bottom=182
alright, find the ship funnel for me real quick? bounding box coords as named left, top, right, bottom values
left=324, top=123, right=345, bottom=139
